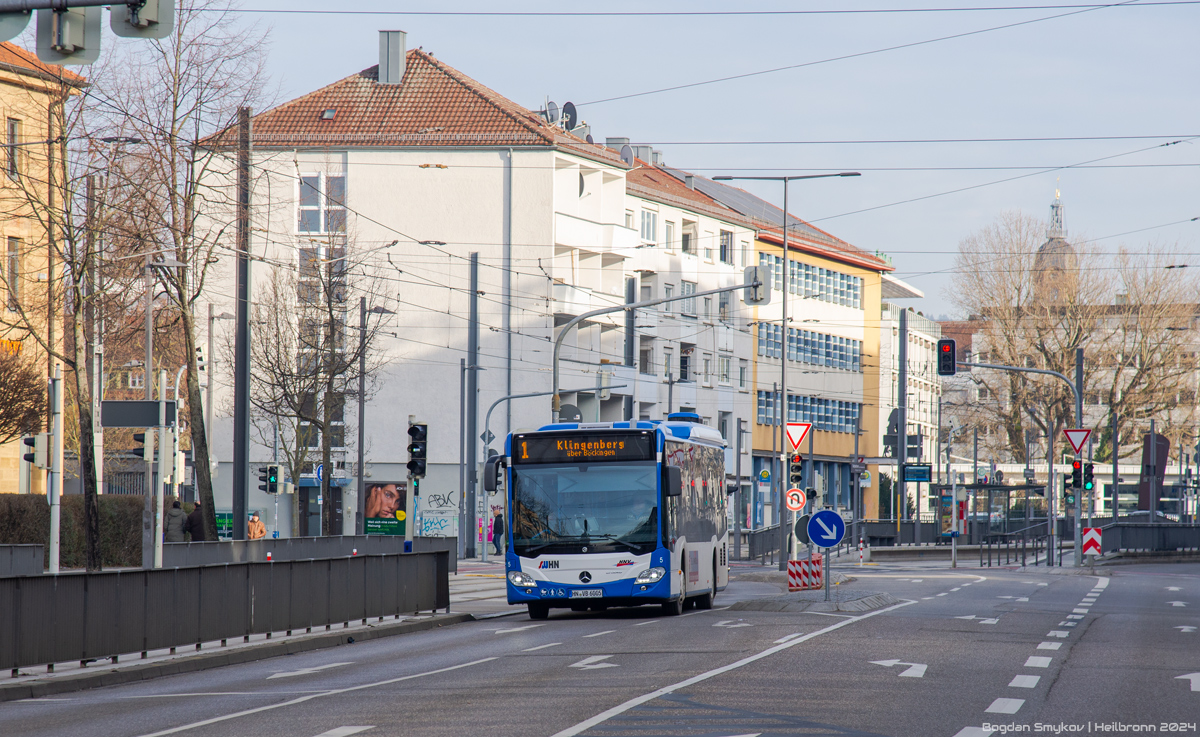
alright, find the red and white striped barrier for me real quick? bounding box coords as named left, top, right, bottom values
left=787, top=554, right=823, bottom=591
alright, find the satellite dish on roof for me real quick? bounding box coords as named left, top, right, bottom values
left=585, top=134, right=594, bottom=145
left=619, top=145, right=634, bottom=166
left=546, top=101, right=559, bottom=124
left=562, top=101, right=577, bottom=130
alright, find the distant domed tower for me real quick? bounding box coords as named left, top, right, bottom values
left=1033, top=190, right=1077, bottom=302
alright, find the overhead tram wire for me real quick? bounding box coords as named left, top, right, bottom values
left=575, top=0, right=1146, bottom=107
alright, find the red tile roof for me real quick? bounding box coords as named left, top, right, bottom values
left=0, top=42, right=86, bottom=86
left=625, top=160, right=755, bottom=228
left=234, top=49, right=623, bottom=167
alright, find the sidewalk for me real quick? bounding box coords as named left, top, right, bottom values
left=449, top=558, right=523, bottom=618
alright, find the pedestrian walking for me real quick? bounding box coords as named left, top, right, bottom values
left=248, top=512, right=266, bottom=540
left=184, top=499, right=207, bottom=542
left=164, top=500, right=187, bottom=542
left=492, top=508, right=504, bottom=555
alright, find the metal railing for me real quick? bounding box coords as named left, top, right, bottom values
left=0, top=546, right=42, bottom=577
left=164, top=535, right=458, bottom=573
left=0, top=550, right=449, bottom=673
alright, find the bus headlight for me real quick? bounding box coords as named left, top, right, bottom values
left=634, top=567, right=666, bottom=584
left=508, top=571, right=538, bottom=587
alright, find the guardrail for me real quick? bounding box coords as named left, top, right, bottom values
left=163, top=535, right=458, bottom=573
left=0, top=551, right=449, bottom=673
left=1101, top=523, right=1200, bottom=553
left=0, top=546, right=43, bottom=577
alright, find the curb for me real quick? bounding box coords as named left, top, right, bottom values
left=0, top=613, right=475, bottom=703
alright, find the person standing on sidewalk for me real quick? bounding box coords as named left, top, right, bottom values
left=492, top=508, right=505, bottom=555
left=184, top=500, right=207, bottom=542
left=164, top=501, right=187, bottom=542
left=248, top=513, right=266, bottom=540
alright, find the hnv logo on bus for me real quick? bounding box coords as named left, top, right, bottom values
left=579, top=571, right=592, bottom=583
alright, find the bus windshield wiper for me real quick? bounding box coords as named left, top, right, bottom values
left=521, top=536, right=587, bottom=555
left=585, top=533, right=642, bottom=552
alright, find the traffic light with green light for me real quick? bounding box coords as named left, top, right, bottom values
left=1083, top=463, right=1095, bottom=492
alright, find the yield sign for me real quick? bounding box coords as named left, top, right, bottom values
left=1063, top=428, right=1091, bottom=455
left=786, top=422, right=812, bottom=451
left=1082, top=527, right=1102, bottom=556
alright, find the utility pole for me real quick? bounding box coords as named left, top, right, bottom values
left=1111, top=411, right=1119, bottom=519
left=734, top=419, right=745, bottom=559
left=898, top=308, right=911, bottom=543
left=142, top=257, right=155, bottom=568
left=1074, top=347, right=1083, bottom=566
left=465, top=253, right=480, bottom=559
left=154, top=369, right=167, bottom=568
left=232, top=106, right=252, bottom=542
left=623, top=277, right=636, bottom=421
left=48, top=366, right=62, bottom=574
left=355, top=296, right=366, bottom=535
left=458, top=358, right=466, bottom=559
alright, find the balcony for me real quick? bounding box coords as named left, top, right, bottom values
left=552, top=282, right=621, bottom=325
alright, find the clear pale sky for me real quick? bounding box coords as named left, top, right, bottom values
left=235, top=1, right=1199, bottom=318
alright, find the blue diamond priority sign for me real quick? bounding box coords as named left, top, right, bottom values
left=807, top=509, right=846, bottom=549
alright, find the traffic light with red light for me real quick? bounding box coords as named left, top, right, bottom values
left=1071, top=460, right=1083, bottom=489
left=936, top=339, right=957, bottom=376
left=789, top=454, right=804, bottom=487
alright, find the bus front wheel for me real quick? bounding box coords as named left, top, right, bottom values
left=661, top=596, right=684, bottom=616
left=528, top=602, right=550, bottom=620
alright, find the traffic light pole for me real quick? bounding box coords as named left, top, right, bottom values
left=958, top=356, right=1083, bottom=566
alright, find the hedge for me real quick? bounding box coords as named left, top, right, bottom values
left=0, top=494, right=162, bottom=569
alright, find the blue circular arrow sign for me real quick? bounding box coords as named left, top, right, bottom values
left=807, top=509, right=846, bottom=548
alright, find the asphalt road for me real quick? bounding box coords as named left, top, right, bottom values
left=3, top=561, right=1198, bottom=737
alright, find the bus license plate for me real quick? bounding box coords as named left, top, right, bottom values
left=570, top=589, right=603, bottom=599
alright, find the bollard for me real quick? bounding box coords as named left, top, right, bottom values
left=267, top=552, right=272, bottom=562
left=353, top=548, right=357, bottom=556
left=858, top=537, right=863, bottom=566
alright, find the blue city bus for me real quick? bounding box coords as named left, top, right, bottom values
left=484, top=413, right=730, bottom=620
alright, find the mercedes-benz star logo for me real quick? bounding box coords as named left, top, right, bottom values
left=579, top=571, right=592, bottom=584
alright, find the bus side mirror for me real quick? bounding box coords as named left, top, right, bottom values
left=483, top=456, right=506, bottom=493
left=664, top=466, right=682, bottom=497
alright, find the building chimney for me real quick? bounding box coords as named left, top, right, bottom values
left=685, top=174, right=695, bottom=190
left=378, top=30, right=406, bottom=84
left=605, top=137, right=630, bottom=150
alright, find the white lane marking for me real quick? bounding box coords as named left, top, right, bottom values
left=522, top=642, right=562, bottom=652
left=986, top=698, right=1025, bottom=714
left=1016, top=597, right=1029, bottom=602
left=870, top=659, right=927, bottom=677
left=953, top=728, right=996, bottom=737
left=1048, top=630, right=1070, bottom=638
left=126, top=692, right=326, bottom=698
left=268, top=663, right=353, bottom=680
left=549, top=600, right=918, bottom=737
left=922, top=597, right=934, bottom=600
left=1175, top=626, right=1197, bottom=633
left=1066, top=615, right=1083, bottom=620
left=1093, top=577, right=1109, bottom=590
left=1058, top=622, right=1077, bottom=627
left=1177, top=673, right=1200, bottom=691
left=1167, top=601, right=1188, bottom=607
left=633, top=621, right=658, bottom=626
left=951, top=587, right=962, bottom=591
left=569, top=655, right=618, bottom=670
left=1025, top=656, right=1053, bottom=668
left=911, top=579, right=923, bottom=582
left=495, top=624, right=546, bottom=634
left=960, top=582, right=971, bottom=586
left=1037, top=642, right=1062, bottom=651
left=1167, top=587, right=1182, bottom=592
left=954, top=615, right=998, bottom=624
left=1072, top=608, right=1089, bottom=614
left=1009, top=675, right=1040, bottom=688
left=714, top=620, right=752, bottom=628
left=936, top=593, right=948, bottom=597
left=312, top=729, right=374, bottom=737
left=16, top=698, right=75, bottom=702
left=773, top=633, right=805, bottom=644
left=997, top=596, right=1017, bottom=599
left=804, top=611, right=856, bottom=618
left=583, top=630, right=615, bottom=638
left=133, top=658, right=497, bottom=737
left=1036, top=583, right=1048, bottom=586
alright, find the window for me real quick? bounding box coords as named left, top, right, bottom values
left=718, top=291, right=730, bottom=321
left=663, top=349, right=673, bottom=378
left=625, top=210, right=634, bottom=229
left=718, top=413, right=730, bottom=442
left=703, top=231, right=714, bottom=261
left=680, top=281, right=696, bottom=316
left=640, top=284, right=652, bottom=302
left=298, top=174, right=346, bottom=233
left=6, top=118, right=19, bottom=179
left=128, top=372, right=145, bottom=390
left=703, top=297, right=712, bottom=321
left=718, top=355, right=731, bottom=384
left=679, top=352, right=691, bottom=381
left=719, top=230, right=734, bottom=264
left=681, top=231, right=693, bottom=255
left=702, top=354, right=712, bottom=385
left=663, top=284, right=674, bottom=312
left=640, top=210, right=657, bottom=244
left=740, top=241, right=749, bottom=267
left=5, top=237, right=18, bottom=310
left=738, top=360, right=748, bottom=389
left=639, top=346, right=654, bottom=375
left=665, top=221, right=675, bottom=250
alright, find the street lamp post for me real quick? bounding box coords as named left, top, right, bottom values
left=712, top=172, right=859, bottom=571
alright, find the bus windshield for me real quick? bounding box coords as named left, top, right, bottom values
left=511, top=461, right=658, bottom=557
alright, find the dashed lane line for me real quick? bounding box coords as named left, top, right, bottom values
left=985, top=698, right=1025, bottom=714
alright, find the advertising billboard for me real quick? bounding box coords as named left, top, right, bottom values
left=363, top=481, right=407, bottom=535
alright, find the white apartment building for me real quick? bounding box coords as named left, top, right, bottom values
left=197, top=32, right=758, bottom=540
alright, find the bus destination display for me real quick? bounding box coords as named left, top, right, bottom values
left=513, top=432, right=654, bottom=464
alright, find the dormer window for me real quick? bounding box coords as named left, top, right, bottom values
left=320, top=109, right=337, bottom=121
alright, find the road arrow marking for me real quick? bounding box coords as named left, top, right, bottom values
left=954, top=615, right=999, bottom=624
left=815, top=516, right=838, bottom=541
left=714, top=620, right=752, bottom=628
left=268, top=662, right=353, bottom=680
left=1175, top=626, right=1197, bottom=633
left=312, top=729, right=375, bottom=737
left=495, top=624, right=546, bottom=634
left=1167, top=601, right=1188, bottom=608
left=570, top=655, right=618, bottom=670
left=870, top=659, right=927, bottom=677
left=1177, top=673, right=1200, bottom=691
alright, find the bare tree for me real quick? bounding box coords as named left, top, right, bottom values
left=948, top=211, right=1199, bottom=465
left=239, top=239, right=391, bottom=534
left=95, top=0, right=272, bottom=539
left=0, top=347, right=46, bottom=444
